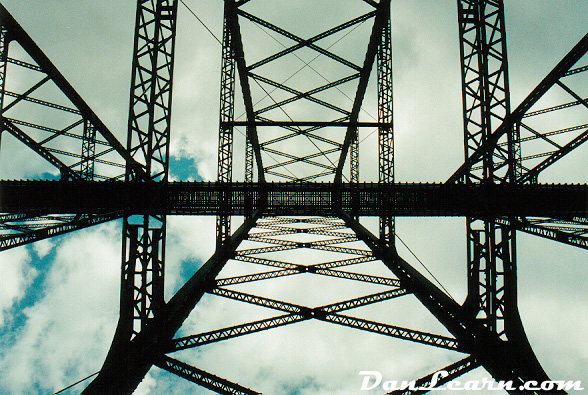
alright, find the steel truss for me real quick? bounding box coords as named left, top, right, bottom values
left=119, top=0, right=178, bottom=341
left=0, top=4, right=144, bottom=250
left=454, top=5, right=563, bottom=390
left=2, top=180, right=588, bottom=220
left=451, top=32, right=588, bottom=254
left=456, top=0, right=516, bottom=341
left=387, top=356, right=480, bottom=395
left=378, top=4, right=394, bottom=248
left=0, top=0, right=587, bottom=394
left=77, top=1, right=179, bottom=390
left=217, top=9, right=237, bottom=247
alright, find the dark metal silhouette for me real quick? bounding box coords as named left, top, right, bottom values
left=0, top=0, right=587, bottom=394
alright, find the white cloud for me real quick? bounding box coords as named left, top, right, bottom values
left=32, top=238, right=55, bottom=259
left=0, top=0, right=587, bottom=394
left=165, top=216, right=217, bottom=297
left=135, top=373, right=158, bottom=395
left=0, top=248, right=35, bottom=327
left=0, top=223, right=120, bottom=394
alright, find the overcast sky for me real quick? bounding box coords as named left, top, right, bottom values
left=0, top=1, right=587, bottom=394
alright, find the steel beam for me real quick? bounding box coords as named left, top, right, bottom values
left=2, top=119, right=81, bottom=180
left=82, top=212, right=261, bottom=394
left=0, top=2, right=582, bottom=394
left=497, top=217, right=588, bottom=249
left=0, top=3, right=146, bottom=180
left=457, top=0, right=514, bottom=184
left=456, top=1, right=521, bottom=348
left=217, top=10, right=236, bottom=247
left=84, top=2, right=180, bottom=392
left=387, top=356, right=480, bottom=395
left=378, top=5, right=394, bottom=247
left=448, top=33, right=588, bottom=185
left=225, top=0, right=265, bottom=183
left=81, top=120, right=97, bottom=180
left=170, top=313, right=305, bottom=351
left=335, top=0, right=391, bottom=183
left=0, top=211, right=123, bottom=251
left=118, top=0, right=179, bottom=343
left=155, top=356, right=262, bottom=395
left=240, top=9, right=373, bottom=72
left=341, top=211, right=559, bottom=394
left=3, top=180, right=588, bottom=218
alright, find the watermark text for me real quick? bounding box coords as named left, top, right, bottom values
left=359, top=370, right=584, bottom=392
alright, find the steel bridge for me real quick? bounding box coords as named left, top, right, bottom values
left=0, top=0, right=587, bottom=394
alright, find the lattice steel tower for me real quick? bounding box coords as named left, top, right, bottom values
left=1, top=0, right=587, bottom=394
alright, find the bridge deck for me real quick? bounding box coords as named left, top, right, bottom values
left=1, top=180, right=586, bottom=217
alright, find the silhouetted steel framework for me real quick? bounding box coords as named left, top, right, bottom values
left=0, top=0, right=587, bottom=394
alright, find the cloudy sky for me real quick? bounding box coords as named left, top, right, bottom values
left=0, top=0, right=587, bottom=394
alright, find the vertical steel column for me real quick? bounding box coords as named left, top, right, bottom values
left=350, top=135, right=359, bottom=183
left=350, top=136, right=359, bottom=220
left=244, top=131, right=254, bottom=218
left=217, top=9, right=236, bottom=248
left=121, top=222, right=165, bottom=336
left=84, top=2, right=178, bottom=391
left=120, top=0, right=178, bottom=339
left=126, top=0, right=178, bottom=183
left=80, top=120, right=96, bottom=180
left=378, top=9, right=394, bottom=248
left=245, top=133, right=253, bottom=183
left=457, top=0, right=516, bottom=338
left=457, top=0, right=512, bottom=183
left=350, top=138, right=359, bottom=183
left=0, top=22, right=9, bottom=153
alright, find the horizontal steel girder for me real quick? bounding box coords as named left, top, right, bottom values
left=1, top=180, right=587, bottom=218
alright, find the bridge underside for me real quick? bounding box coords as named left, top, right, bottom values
left=2, top=180, right=587, bottom=217
left=0, top=0, right=586, bottom=393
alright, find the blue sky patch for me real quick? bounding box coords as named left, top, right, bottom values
left=169, top=156, right=202, bottom=181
